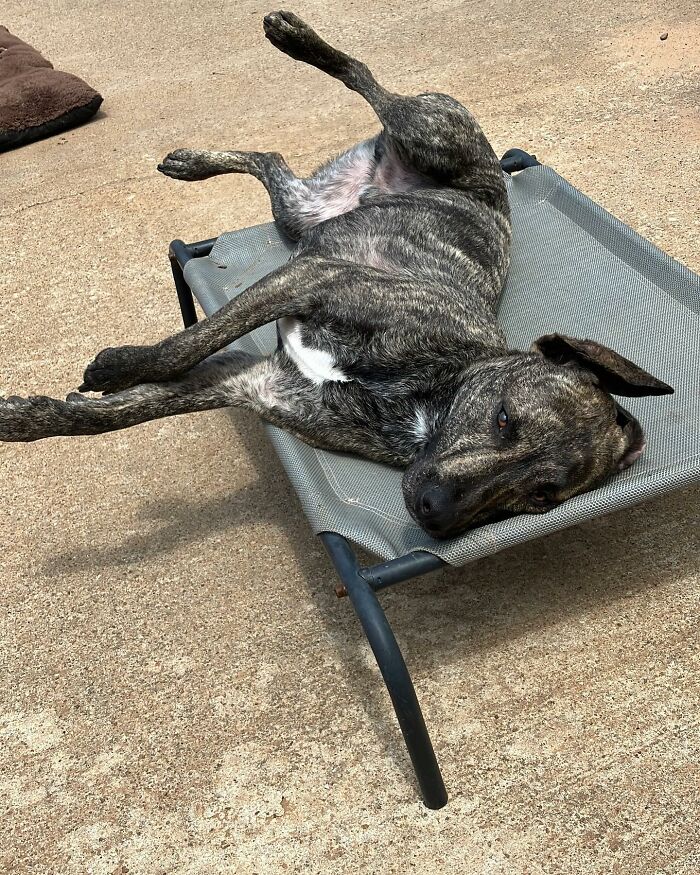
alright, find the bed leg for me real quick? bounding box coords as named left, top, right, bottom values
left=321, top=532, right=448, bottom=809
left=169, top=240, right=199, bottom=328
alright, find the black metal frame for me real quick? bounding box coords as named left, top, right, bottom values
left=167, top=149, right=540, bottom=809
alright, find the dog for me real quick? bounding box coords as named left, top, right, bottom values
left=0, top=11, right=673, bottom=538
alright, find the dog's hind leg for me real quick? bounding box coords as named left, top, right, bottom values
left=158, top=139, right=379, bottom=239
left=263, top=12, right=506, bottom=202
left=158, top=148, right=294, bottom=186
left=263, top=11, right=392, bottom=111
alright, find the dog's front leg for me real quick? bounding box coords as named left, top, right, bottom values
left=0, top=348, right=383, bottom=463
left=0, top=350, right=260, bottom=442
left=78, top=254, right=339, bottom=395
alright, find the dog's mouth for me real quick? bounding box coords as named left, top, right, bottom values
left=403, top=465, right=507, bottom=538
left=419, top=510, right=515, bottom=539
left=407, top=494, right=516, bottom=539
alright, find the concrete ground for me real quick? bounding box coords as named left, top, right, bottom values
left=1, top=1, right=698, bottom=872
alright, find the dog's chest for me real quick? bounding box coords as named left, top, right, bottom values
left=278, top=317, right=349, bottom=385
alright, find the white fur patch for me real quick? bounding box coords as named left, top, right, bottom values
left=223, top=359, right=294, bottom=413
left=412, top=407, right=431, bottom=442
left=412, top=405, right=439, bottom=445
left=292, top=139, right=376, bottom=229
left=278, top=317, right=349, bottom=385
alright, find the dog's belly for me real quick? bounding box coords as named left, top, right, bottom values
left=297, top=136, right=436, bottom=230
left=278, top=316, right=349, bottom=384
left=298, top=189, right=511, bottom=300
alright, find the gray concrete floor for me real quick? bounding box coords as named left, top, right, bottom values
left=1, top=2, right=698, bottom=873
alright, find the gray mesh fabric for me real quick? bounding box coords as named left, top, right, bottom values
left=183, top=165, right=700, bottom=564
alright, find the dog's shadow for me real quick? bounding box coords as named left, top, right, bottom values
left=47, top=410, right=697, bottom=786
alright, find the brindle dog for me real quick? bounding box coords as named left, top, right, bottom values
left=0, top=11, right=673, bottom=538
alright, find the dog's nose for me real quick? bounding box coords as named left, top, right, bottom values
left=413, top=480, right=495, bottom=537
left=415, top=484, right=455, bottom=524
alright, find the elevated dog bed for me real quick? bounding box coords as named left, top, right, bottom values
left=169, top=151, right=700, bottom=808
left=0, top=26, right=102, bottom=152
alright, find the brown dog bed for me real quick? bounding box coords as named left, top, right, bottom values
left=0, top=26, right=102, bottom=152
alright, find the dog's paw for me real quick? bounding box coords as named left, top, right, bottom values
left=263, top=11, right=322, bottom=57
left=65, top=391, right=92, bottom=404
left=0, top=395, right=55, bottom=442
left=157, top=149, right=214, bottom=181
left=79, top=345, right=153, bottom=394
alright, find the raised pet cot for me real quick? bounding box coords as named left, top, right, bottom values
left=167, top=150, right=700, bottom=809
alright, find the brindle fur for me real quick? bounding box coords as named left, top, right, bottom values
left=0, top=11, right=672, bottom=538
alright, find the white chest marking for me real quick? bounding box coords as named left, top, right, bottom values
left=278, top=317, right=349, bottom=385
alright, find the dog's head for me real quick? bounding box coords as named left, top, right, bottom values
left=403, top=334, right=673, bottom=538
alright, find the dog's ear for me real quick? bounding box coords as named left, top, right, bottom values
left=531, top=333, right=674, bottom=397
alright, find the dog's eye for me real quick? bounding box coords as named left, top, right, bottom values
left=531, top=483, right=557, bottom=505
left=496, top=406, right=508, bottom=430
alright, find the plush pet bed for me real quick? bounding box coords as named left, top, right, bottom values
left=0, top=26, right=102, bottom=152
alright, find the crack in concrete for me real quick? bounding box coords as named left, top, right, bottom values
left=0, top=174, right=154, bottom=219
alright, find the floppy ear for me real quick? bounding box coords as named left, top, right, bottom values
left=532, top=333, right=674, bottom=397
